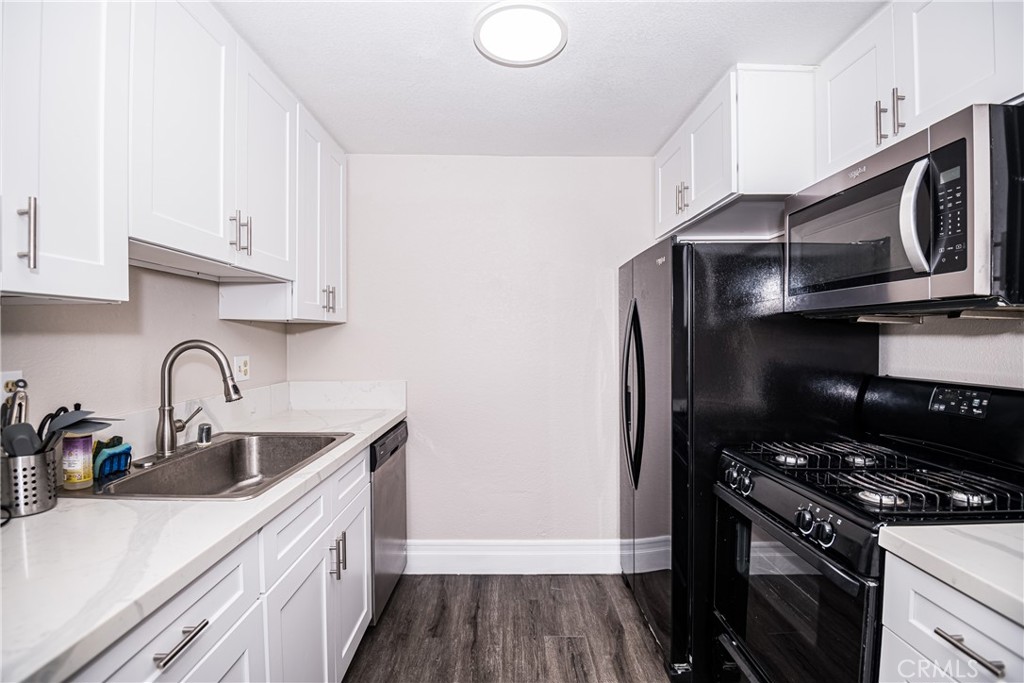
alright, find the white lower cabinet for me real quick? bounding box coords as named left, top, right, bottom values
left=73, top=451, right=373, bottom=683
left=880, top=554, right=1024, bottom=683
left=182, top=603, right=267, bottom=683
left=264, top=481, right=372, bottom=683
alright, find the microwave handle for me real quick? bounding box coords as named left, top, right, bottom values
left=898, top=158, right=931, bottom=274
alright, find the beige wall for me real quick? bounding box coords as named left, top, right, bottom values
left=880, top=318, right=1024, bottom=389
left=1, top=267, right=288, bottom=417
left=287, top=155, right=653, bottom=541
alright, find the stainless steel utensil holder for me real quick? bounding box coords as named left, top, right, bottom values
left=1, top=447, right=59, bottom=517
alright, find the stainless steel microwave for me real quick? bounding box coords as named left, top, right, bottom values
left=784, top=104, right=1022, bottom=316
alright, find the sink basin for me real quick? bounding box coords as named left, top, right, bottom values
left=81, top=432, right=353, bottom=500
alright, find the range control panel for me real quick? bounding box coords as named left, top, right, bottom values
left=929, top=386, right=991, bottom=419
left=932, top=139, right=968, bottom=275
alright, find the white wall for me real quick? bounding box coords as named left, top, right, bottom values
left=880, top=318, right=1024, bottom=389
left=1, top=267, right=288, bottom=417
left=287, top=155, right=653, bottom=542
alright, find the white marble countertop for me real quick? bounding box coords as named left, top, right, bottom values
left=0, top=402, right=405, bottom=682
left=879, top=523, right=1024, bottom=626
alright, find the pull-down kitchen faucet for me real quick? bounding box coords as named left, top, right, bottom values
left=155, top=340, right=243, bottom=457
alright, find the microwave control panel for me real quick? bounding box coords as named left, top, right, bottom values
left=932, top=140, right=968, bottom=275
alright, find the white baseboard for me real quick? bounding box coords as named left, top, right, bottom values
left=634, top=535, right=672, bottom=573
left=405, top=539, right=623, bottom=575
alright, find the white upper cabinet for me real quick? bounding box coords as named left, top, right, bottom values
left=129, top=0, right=237, bottom=264
left=219, top=105, right=346, bottom=323
left=815, top=0, right=1024, bottom=179
left=653, top=65, right=814, bottom=240
left=653, top=127, right=689, bottom=239
left=235, top=43, right=297, bottom=281
left=892, top=0, right=1024, bottom=136
left=1, top=0, right=130, bottom=302
left=815, top=6, right=896, bottom=177
left=685, top=72, right=735, bottom=218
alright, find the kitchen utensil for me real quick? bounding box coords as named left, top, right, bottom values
left=56, top=419, right=112, bottom=435
left=45, top=409, right=93, bottom=434
left=37, top=406, right=69, bottom=439
left=9, top=383, right=29, bottom=425
left=2, top=423, right=42, bottom=456
left=1, top=447, right=60, bottom=517
left=40, top=429, right=63, bottom=454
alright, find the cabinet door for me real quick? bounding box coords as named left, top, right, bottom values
left=653, top=127, right=687, bottom=238
left=182, top=603, right=268, bottom=683
left=265, top=525, right=335, bottom=683
left=294, top=106, right=329, bottom=321
left=684, top=71, right=736, bottom=218
left=129, top=0, right=236, bottom=263
left=236, top=42, right=297, bottom=280
left=893, top=0, right=1024, bottom=137
left=0, top=0, right=129, bottom=301
left=323, top=141, right=347, bottom=323
left=815, top=6, right=896, bottom=177
left=331, top=485, right=372, bottom=679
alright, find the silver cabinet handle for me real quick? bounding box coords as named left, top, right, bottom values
left=153, top=619, right=209, bottom=670
left=330, top=285, right=337, bottom=313
left=892, top=87, right=906, bottom=136
left=228, top=211, right=252, bottom=255
left=875, top=100, right=889, bottom=146
left=340, top=530, right=347, bottom=570
left=16, top=196, right=38, bottom=270
left=329, top=532, right=347, bottom=578
left=934, top=628, right=1006, bottom=679
left=681, top=182, right=690, bottom=211
left=322, top=286, right=331, bottom=311
left=674, top=184, right=681, bottom=215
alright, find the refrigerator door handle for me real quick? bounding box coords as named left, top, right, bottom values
left=620, top=298, right=638, bottom=488
left=631, top=300, right=646, bottom=490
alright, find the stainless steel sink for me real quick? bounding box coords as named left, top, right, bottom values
left=71, top=432, right=354, bottom=500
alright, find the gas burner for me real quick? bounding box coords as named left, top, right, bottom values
left=774, top=453, right=809, bottom=467
left=949, top=490, right=995, bottom=508
left=843, top=454, right=877, bottom=467
left=856, top=490, right=908, bottom=509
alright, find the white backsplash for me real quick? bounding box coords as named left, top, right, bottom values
left=90, top=381, right=406, bottom=457
left=880, top=317, right=1024, bottom=389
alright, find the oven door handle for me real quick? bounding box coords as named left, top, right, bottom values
left=718, top=634, right=767, bottom=683
left=898, top=157, right=931, bottom=274
left=716, top=484, right=870, bottom=598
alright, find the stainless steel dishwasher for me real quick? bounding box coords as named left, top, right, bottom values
left=369, top=421, right=408, bottom=625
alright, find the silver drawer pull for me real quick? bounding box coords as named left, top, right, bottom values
left=329, top=536, right=343, bottom=579
left=153, top=618, right=210, bottom=670
left=16, top=196, right=38, bottom=269
left=934, top=627, right=1006, bottom=679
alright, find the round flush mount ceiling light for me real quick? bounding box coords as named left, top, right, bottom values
left=474, top=1, right=568, bottom=67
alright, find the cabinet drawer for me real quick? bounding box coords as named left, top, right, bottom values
left=880, top=626, right=955, bottom=683
left=74, top=536, right=259, bottom=682
left=883, top=555, right=1023, bottom=683
left=329, top=448, right=369, bottom=517
left=181, top=600, right=267, bottom=682
left=259, top=479, right=331, bottom=590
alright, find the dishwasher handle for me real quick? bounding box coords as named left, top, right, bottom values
left=370, top=421, right=408, bottom=471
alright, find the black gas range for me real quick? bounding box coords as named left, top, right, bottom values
left=710, top=377, right=1024, bottom=683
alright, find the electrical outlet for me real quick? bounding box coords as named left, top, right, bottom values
left=2, top=371, right=24, bottom=399
left=233, top=356, right=250, bottom=382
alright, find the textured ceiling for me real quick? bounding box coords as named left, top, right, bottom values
left=215, top=1, right=885, bottom=156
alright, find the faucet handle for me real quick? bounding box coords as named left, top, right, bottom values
left=173, top=406, right=203, bottom=433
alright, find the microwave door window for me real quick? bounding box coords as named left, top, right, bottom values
left=788, top=159, right=932, bottom=296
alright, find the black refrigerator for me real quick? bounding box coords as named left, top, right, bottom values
left=618, top=239, right=878, bottom=681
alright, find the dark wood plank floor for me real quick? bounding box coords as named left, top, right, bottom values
left=344, top=575, right=669, bottom=683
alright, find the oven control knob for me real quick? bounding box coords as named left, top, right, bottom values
left=815, top=521, right=836, bottom=547
left=739, top=475, right=753, bottom=496
left=725, top=466, right=740, bottom=488
left=795, top=509, right=814, bottom=534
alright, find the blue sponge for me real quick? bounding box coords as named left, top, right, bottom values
left=94, top=443, right=133, bottom=481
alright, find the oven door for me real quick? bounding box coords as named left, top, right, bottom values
left=785, top=130, right=934, bottom=312
left=713, top=486, right=879, bottom=683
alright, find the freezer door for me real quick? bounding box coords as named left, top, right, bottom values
left=619, top=260, right=637, bottom=582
